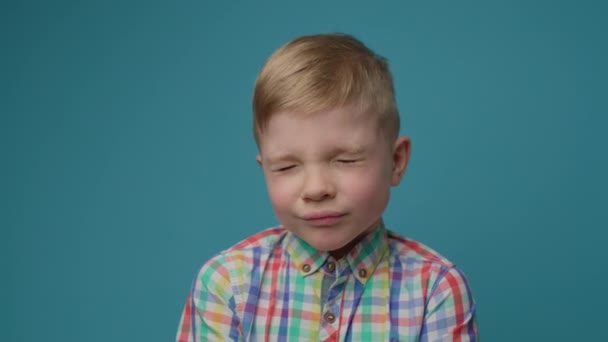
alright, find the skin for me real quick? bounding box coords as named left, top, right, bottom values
left=256, top=105, right=411, bottom=259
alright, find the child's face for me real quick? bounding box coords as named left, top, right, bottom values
left=257, top=105, right=410, bottom=257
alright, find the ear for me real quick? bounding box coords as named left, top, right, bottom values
left=390, top=136, right=411, bottom=186
left=256, top=154, right=262, bottom=166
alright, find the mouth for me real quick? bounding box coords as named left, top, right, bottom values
left=301, top=211, right=346, bottom=227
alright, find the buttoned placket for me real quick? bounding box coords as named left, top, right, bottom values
left=319, top=258, right=351, bottom=341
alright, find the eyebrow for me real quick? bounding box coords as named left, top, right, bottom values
left=333, top=145, right=366, bottom=156
left=264, top=153, right=298, bottom=165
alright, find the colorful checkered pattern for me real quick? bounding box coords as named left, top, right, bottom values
left=177, top=224, right=477, bottom=341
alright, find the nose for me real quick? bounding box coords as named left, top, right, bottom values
left=301, top=166, right=336, bottom=202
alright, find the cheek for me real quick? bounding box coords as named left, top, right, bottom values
left=265, top=177, right=296, bottom=212
left=341, top=168, right=390, bottom=207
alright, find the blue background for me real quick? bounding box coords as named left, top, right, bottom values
left=3, top=0, right=607, bottom=341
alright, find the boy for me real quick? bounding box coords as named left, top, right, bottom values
left=177, top=33, right=477, bottom=341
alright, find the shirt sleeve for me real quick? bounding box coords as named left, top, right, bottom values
left=176, top=256, right=243, bottom=342
left=420, top=266, right=478, bottom=342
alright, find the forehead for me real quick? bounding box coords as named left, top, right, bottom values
left=258, top=106, right=383, bottom=156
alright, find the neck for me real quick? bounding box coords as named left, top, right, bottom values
left=328, top=219, right=383, bottom=259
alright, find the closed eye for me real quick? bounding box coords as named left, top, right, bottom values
left=274, top=165, right=296, bottom=172
left=337, top=159, right=359, bottom=164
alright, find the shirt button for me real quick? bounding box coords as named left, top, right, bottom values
left=324, top=311, right=336, bottom=323
left=302, top=264, right=311, bottom=272
left=358, top=269, right=367, bottom=278
left=326, top=262, right=335, bottom=272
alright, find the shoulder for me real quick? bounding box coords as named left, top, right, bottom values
left=194, top=227, right=287, bottom=288
left=385, top=232, right=477, bottom=338
left=385, top=229, right=475, bottom=303
left=386, top=229, right=454, bottom=268
left=229, top=226, right=288, bottom=251
left=385, top=230, right=473, bottom=291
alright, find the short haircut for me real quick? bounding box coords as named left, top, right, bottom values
left=252, top=33, right=400, bottom=146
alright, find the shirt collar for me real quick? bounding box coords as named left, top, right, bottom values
left=284, top=222, right=389, bottom=284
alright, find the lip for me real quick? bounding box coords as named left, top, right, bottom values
left=301, top=211, right=346, bottom=227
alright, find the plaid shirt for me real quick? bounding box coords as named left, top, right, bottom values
left=177, top=224, right=477, bottom=341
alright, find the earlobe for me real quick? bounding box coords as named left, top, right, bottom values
left=256, top=154, right=262, bottom=166
left=391, top=136, right=411, bottom=186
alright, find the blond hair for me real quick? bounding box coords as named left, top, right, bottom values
left=252, top=33, right=400, bottom=145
